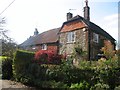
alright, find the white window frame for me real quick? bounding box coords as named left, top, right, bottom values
left=67, top=31, right=75, bottom=43
left=41, top=44, right=47, bottom=50
left=93, top=33, right=99, bottom=43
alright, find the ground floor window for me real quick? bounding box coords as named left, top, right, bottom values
left=41, top=44, right=47, bottom=50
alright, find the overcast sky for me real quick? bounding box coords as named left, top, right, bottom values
left=0, top=0, right=119, bottom=48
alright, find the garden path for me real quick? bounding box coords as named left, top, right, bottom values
left=0, top=80, right=36, bottom=90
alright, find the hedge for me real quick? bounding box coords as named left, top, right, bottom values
left=12, top=50, right=120, bottom=89
left=13, top=50, right=35, bottom=82
left=0, top=56, right=13, bottom=79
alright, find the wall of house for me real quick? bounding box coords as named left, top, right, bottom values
left=47, top=44, right=59, bottom=54
left=90, top=31, right=115, bottom=59
left=90, top=31, right=102, bottom=59
left=22, top=43, right=59, bottom=53
left=59, top=28, right=87, bottom=55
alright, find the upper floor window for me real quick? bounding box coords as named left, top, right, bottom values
left=67, top=31, right=75, bottom=43
left=41, top=44, right=47, bottom=50
left=93, top=33, right=99, bottom=43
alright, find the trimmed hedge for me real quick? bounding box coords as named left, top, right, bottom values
left=0, top=56, right=13, bottom=79
left=13, top=50, right=35, bottom=82
left=12, top=50, right=120, bottom=89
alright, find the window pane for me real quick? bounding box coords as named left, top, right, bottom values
left=67, top=31, right=75, bottom=42
left=72, top=32, right=75, bottom=42
left=93, top=33, right=99, bottom=43
left=42, top=44, right=47, bottom=50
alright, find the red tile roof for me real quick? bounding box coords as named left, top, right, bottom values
left=60, top=20, right=85, bottom=32
left=60, top=15, right=115, bottom=42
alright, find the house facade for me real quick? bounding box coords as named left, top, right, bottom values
left=59, top=14, right=115, bottom=60
left=20, top=28, right=60, bottom=54
left=59, top=0, right=115, bottom=60
left=20, top=0, right=116, bottom=60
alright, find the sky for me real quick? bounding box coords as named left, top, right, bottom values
left=0, top=0, right=119, bottom=48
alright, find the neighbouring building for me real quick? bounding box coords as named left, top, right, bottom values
left=20, top=28, right=60, bottom=54
left=20, top=0, right=116, bottom=60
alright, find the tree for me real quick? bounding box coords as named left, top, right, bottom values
left=0, top=17, right=17, bottom=58
left=101, top=40, right=115, bottom=59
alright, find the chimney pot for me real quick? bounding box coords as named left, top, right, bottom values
left=84, top=0, right=90, bottom=21
left=67, top=12, right=73, bottom=21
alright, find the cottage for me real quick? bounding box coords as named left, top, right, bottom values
left=20, top=28, right=60, bottom=53
left=59, top=0, right=115, bottom=60
left=20, top=0, right=116, bottom=60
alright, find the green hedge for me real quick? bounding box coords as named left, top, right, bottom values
left=0, top=56, right=13, bottom=79
left=13, top=50, right=35, bottom=82
left=12, top=50, right=120, bottom=89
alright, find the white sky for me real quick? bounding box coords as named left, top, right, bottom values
left=0, top=0, right=119, bottom=48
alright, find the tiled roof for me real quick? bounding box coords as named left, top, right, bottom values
left=60, top=15, right=115, bottom=41
left=60, top=20, right=85, bottom=32
left=20, top=28, right=60, bottom=47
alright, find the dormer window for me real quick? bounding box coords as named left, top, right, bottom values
left=93, top=33, right=99, bottom=43
left=67, top=31, right=75, bottom=43
left=41, top=44, right=47, bottom=50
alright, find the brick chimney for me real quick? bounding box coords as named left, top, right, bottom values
left=84, top=0, right=90, bottom=21
left=67, top=12, right=73, bottom=21
left=34, top=28, right=39, bottom=36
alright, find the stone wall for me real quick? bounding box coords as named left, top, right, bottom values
left=59, top=28, right=87, bottom=55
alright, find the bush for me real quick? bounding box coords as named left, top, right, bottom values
left=90, top=83, right=110, bottom=90
left=0, top=56, right=13, bottom=79
left=99, top=68, right=120, bottom=89
left=12, top=51, right=120, bottom=89
left=13, top=50, right=35, bottom=83
left=115, top=85, right=120, bottom=90
left=34, top=50, right=62, bottom=64
left=40, top=81, right=68, bottom=89
left=70, top=81, right=89, bottom=89
left=45, top=60, right=95, bottom=86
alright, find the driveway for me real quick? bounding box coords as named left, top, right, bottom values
left=0, top=80, right=36, bottom=90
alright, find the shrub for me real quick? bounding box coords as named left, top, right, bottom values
left=12, top=50, right=120, bottom=89
left=45, top=60, right=95, bottom=86
left=115, top=85, right=120, bottom=90
left=0, top=56, right=13, bottom=79
left=70, top=81, right=90, bottom=89
left=34, top=50, right=62, bottom=64
left=13, top=50, right=35, bottom=82
left=98, top=68, right=120, bottom=89
left=40, top=81, right=68, bottom=88
left=90, top=83, right=110, bottom=90
left=101, top=40, right=115, bottom=59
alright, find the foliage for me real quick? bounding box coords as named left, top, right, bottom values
left=70, top=81, right=90, bottom=89
left=0, top=17, right=17, bottom=58
left=34, top=50, right=62, bottom=64
left=12, top=50, right=120, bottom=89
left=90, top=83, right=110, bottom=90
left=0, top=56, right=13, bottom=79
left=74, top=47, right=87, bottom=56
left=73, top=46, right=87, bottom=62
left=114, top=85, right=120, bottom=90
left=101, top=40, right=115, bottom=59
left=13, top=50, right=35, bottom=82
left=116, top=49, right=120, bottom=66
left=116, top=49, right=120, bottom=56
left=45, top=59, right=95, bottom=87
left=2, top=39, right=17, bottom=58
left=39, top=80, right=68, bottom=89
